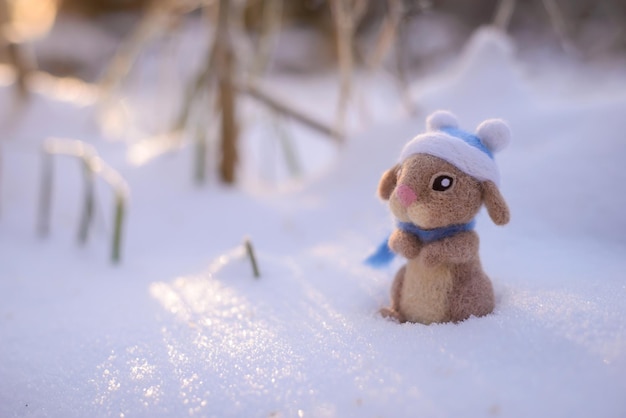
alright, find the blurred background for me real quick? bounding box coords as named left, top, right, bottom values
left=1, top=0, right=625, bottom=188
left=0, top=0, right=626, bottom=77
left=3, top=0, right=625, bottom=80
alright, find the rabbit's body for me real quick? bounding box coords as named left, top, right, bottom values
left=399, top=258, right=454, bottom=324
left=386, top=230, right=495, bottom=324
left=377, top=111, right=510, bottom=324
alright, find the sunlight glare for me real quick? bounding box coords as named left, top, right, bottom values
left=6, top=0, right=57, bottom=42
left=127, top=132, right=183, bottom=166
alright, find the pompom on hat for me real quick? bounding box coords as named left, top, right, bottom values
left=399, top=110, right=511, bottom=185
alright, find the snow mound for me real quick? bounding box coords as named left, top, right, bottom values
left=413, top=27, right=533, bottom=120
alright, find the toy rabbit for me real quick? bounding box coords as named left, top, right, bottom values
left=368, top=110, right=511, bottom=324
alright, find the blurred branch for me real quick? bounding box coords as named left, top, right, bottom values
left=237, top=79, right=343, bottom=142
left=173, top=42, right=217, bottom=133
left=541, top=0, right=576, bottom=55
left=330, top=0, right=367, bottom=137
left=215, top=0, right=238, bottom=184
left=99, top=11, right=156, bottom=93
left=367, top=0, right=417, bottom=116
left=271, top=113, right=301, bottom=179
left=250, top=0, right=283, bottom=76
left=392, top=3, right=417, bottom=116
left=99, top=0, right=179, bottom=97
left=370, top=0, right=402, bottom=67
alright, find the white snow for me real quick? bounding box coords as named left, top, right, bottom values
left=1, top=25, right=626, bottom=418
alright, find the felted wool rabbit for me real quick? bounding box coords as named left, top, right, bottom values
left=369, top=110, right=511, bottom=324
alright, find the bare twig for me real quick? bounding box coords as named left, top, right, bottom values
left=244, top=237, right=260, bottom=279
left=237, top=80, right=343, bottom=141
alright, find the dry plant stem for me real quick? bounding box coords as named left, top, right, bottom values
left=40, top=138, right=130, bottom=264
left=78, top=159, right=95, bottom=244
left=111, top=193, right=125, bottom=264
left=173, top=34, right=218, bottom=133
left=393, top=10, right=416, bottom=116
left=331, top=0, right=354, bottom=137
left=37, top=150, right=53, bottom=236
left=99, top=1, right=172, bottom=96
left=244, top=238, right=260, bottom=279
left=370, top=0, right=402, bottom=67
left=250, top=0, right=283, bottom=77
left=237, top=80, right=342, bottom=142
left=331, top=0, right=366, bottom=138
left=272, top=114, right=301, bottom=178
left=493, top=0, right=516, bottom=30
left=174, top=68, right=209, bottom=132
left=216, top=0, right=238, bottom=184
left=194, top=116, right=207, bottom=184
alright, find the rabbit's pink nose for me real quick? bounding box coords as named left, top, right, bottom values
left=396, top=184, right=417, bottom=207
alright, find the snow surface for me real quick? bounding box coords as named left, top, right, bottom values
left=1, top=26, right=626, bottom=417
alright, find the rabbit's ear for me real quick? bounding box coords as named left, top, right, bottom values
left=378, top=164, right=400, bottom=200
left=482, top=180, right=510, bottom=225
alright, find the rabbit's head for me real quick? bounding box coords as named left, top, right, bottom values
left=378, top=111, right=511, bottom=228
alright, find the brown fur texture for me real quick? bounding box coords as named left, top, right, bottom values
left=379, top=154, right=510, bottom=324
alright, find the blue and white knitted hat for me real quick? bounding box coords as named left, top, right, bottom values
left=399, top=110, right=511, bottom=185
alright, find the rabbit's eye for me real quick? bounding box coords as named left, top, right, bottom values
left=432, top=175, right=454, bottom=191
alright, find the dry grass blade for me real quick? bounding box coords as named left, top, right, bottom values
left=111, top=192, right=125, bottom=264
left=244, top=237, right=260, bottom=278
left=37, top=150, right=53, bottom=236
left=77, top=159, right=95, bottom=244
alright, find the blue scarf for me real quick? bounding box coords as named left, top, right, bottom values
left=364, top=219, right=476, bottom=268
